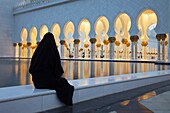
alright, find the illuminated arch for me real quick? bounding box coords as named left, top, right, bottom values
left=64, top=21, right=75, bottom=57
left=78, top=19, right=91, bottom=46
left=40, top=25, right=48, bottom=40
left=137, top=9, right=157, bottom=41
left=30, top=26, right=37, bottom=46
left=20, top=28, right=28, bottom=44
left=95, top=16, right=109, bottom=44
left=78, top=19, right=91, bottom=58
left=114, top=13, right=131, bottom=42
left=64, top=21, right=75, bottom=46
left=51, top=23, right=61, bottom=46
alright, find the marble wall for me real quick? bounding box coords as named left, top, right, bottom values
left=0, top=0, right=170, bottom=58
left=13, top=0, right=169, bottom=42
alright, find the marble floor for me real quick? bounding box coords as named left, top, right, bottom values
left=42, top=80, right=170, bottom=113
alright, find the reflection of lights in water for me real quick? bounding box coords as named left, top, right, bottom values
left=0, top=59, right=170, bottom=87
left=137, top=91, right=156, bottom=101
left=20, top=60, right=27, bottom=85
left=84, top=61, right=89, bottom=78
left=120, top=100, right=130, bottom=106
left=15, top=60, right=19, bottom=76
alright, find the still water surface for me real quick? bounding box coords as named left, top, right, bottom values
left=0, top=59, right=169, bottom=88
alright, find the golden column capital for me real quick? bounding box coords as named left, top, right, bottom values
left=74, top=39, right=80, bottom=44
left=103, top=39, right=109, bottom=45
left=60, top=40, right=66, bottom=45
left=115, top=41, right=120, bottom=46
left=60, top=40, right=68, bottom=48
left=36, top=41, right=40, bottom=45
left=141, top=41, right=148, bottom=46
left=23, top=44, right=28, bottom=48
left=90, top=38, right=97, bottom=44
left=121, top=39, right=128, bottom=44
left=126, top=42, right=130, bottom=47
left=96, top=43, right=101, bottom=48
left=165, top=41, right=168, bottom=46
left=84, top=44, right=89, bottom=48
left=27, top=42, right=32, bottom=46
left=108, top=37, right=116, bottom=43
left=156, top=34, right=166, bottom=41
left=18, top=43, right=22, bottom=47
left=13, top=43, right=18, bottom=47
left=130, top=35, right=139, bottom=42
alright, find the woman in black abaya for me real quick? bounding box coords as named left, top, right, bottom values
left=29, top=32, right=74, bottom=106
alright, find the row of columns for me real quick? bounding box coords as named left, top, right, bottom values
left=59, top=37, right=117, bottom=59
left=130, top=35, right=139, bottom=60
left=13, top=42, right=39, bottom=58
left=13, top=34, right=168, bottom=61
left=156, top=34, right=168, bottom=61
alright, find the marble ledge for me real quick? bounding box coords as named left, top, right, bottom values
left=0, top=69, right=170, bottom=103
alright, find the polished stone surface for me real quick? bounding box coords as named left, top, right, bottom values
left=0, top=59, right=169, bottom=88
left=43, top=81, right=170, bottom=113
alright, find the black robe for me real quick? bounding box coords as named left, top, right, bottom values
left=29, top=32, right=74, bottom=106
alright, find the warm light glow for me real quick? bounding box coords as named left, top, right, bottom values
left=137, top=91, right=156, bottom=101
left=137, top=9, right=157, bottom=41
left=30, top=26, right=37, bottom=46
left=64, top=21, right=75, bottom=57
left=40, top=25, right=48, bottom=40
left=20, top=28, right=28, bottom=44
left=95, top=16, right=109, bottom=44
left=114, top=13, right=131, bottom=41
left=30, top=26, right=38, bottom=57
left=51, top=23, right=61, bottom=46
left=78, top=19, right=91, bottom=44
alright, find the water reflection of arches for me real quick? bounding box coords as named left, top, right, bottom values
left=64, top=21, right=75, bottom=57
left=78, top=19, right=91, bottom=58
left=30, top=26, right=38, bottom=57
left=137, top=9, right=157, bottom=59
left=114, top=13, right=131, bottom=59
left=20, top=28, right=28, bottom=58
left=51, top=23, right=61, bottom=54
left=95, top=16, right=109, bottom=58
left=40, top=25, right=48, bottom=40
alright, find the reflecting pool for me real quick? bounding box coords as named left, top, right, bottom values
left=0, top=59, right=169, bottom=88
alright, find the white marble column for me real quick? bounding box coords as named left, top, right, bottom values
left=18, top=43, right=22, bottom=58
left=13, top=43, right=17, bottom=58
left=121, top=39, right=128, bottom=59
left=90, top=38, right=97, bottom=59
left=91, top=44, right=95, bottom=59
left=96, top=44, right=101, bottom=59
left=27, top=42, right=31, bottom=58
left=156, top=34, right=166, bottom=61
left=157, top=40, right=160, bottom=60
left=115, top=41, right=120, bottom=59
left=131, top=42, right=134, bottom=59
left=27, top=46, right=31, bottom=58
left=103, top=45, right=107, bottom=59
left=134, top=42, right=138, bottom=59
left=60, top=40, right=66, bottom=58
left=84, top=44, right=89, bottom=58
left=74, top=39, right=80, bottom=58
left=162, top=40, right=165, bottom=60
left=84, top=47, right=88, bottom=58
left=109, top=42, right=114, bottom=59
left=108, top=37, right=116, bottom=59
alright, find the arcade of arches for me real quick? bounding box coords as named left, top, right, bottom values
left=13, top=9, right=169, bottom=61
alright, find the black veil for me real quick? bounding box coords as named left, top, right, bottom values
left=29, top=32, right=64, bottom=77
